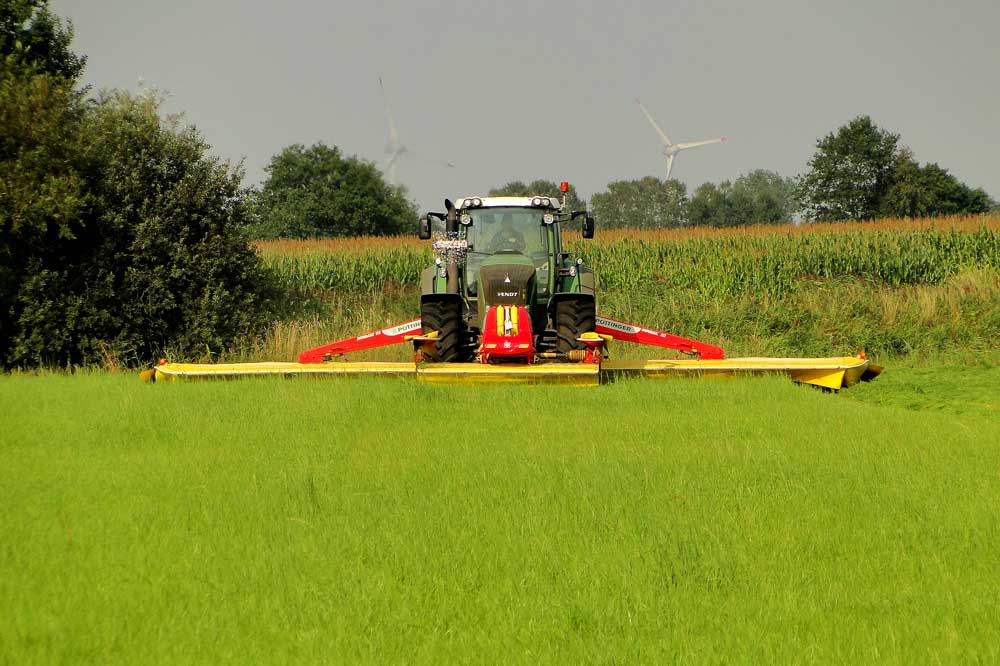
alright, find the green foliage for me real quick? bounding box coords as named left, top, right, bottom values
left=730, top=169, right=798, bottom=222
left=1, top=83, right=276, bottom=367
left=686, top=182, right=728, bottom=227
left=1, top=1, right=89, bottom=360
left=0, top=0, right=85, bottom=79
left=797, top=115, right=899, bottom=221
left=256, top=217, right=1000, bottom=359
left=1, top=1, right=277, bottom=368
left=74, top=90, right=276, bottom=364
left=0, top=54, right=89, bottom=362
left=250, top=143, right=416, bottom=238
left=259, top=223, right=1000, bottom=298
left=264, top=246, right=430, bottom=295
left=597, top=267, right=1000, bottom=359
left=688, top=170, right=797, bottom=227
left=488, top=179, right=587, bottom=212
left=798, top=116, right=994, bottom=222
left=589, top=176, right=687, bottom=228
left=881, top=149, right=994, bottom=218
left=576, top=227, right=999, bottom=296
left=0, top=65, right=86, bottom=240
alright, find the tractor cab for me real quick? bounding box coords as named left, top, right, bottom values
left=462, top=202, right=554, bottom=299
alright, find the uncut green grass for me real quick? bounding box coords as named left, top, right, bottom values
left=230, top=266, right=1000, bottom=364
left=2, top=372, right=998, bottom=664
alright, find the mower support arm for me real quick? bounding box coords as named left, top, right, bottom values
left=299, top=318, right=422, bottom=363
left=595, top=315, right=725, bottom=360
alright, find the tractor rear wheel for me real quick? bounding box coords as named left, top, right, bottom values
left=554, top=297, right=596, bottom=353
left=420, top=297, right=473, bottom=362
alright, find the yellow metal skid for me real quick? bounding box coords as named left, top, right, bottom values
left=151, top=356, right=879, bottom=389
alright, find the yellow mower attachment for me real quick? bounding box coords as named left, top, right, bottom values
left=145, top=355, right=879, bottom=389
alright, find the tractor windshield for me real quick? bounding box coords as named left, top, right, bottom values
left=465, top=207, right=550, bottom=297
left=467, top=207, right=547, bottom=257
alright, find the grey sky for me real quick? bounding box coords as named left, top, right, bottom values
left=53, top=0, right=1000, bottom=212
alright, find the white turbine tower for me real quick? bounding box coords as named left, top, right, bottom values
left=379, top=77, right=454, bottom=185
left=636, top=98, right=726, bottom=181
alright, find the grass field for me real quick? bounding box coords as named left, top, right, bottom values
left=2, top=363, right=998, bottom=663
left=4, top=215, right=999, bottom=662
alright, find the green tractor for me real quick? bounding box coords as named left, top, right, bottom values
left=416, top=187, right=596, bottom=363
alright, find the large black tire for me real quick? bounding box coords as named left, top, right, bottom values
left=554, top=298, right=596, bottom=353
left=420, top=298, right=473, bottom=362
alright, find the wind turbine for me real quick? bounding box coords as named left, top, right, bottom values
left=636, top=98, right=726, bottom=181
left=379, top=77, right=454, bottom=185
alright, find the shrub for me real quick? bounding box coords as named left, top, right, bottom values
left=2, top=87, right=277, bottom=367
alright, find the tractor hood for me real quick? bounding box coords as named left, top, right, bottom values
left=478, top=260, right=535, bottom=307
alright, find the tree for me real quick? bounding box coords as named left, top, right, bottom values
left=1, top=0, right=85, bottom=79
left=251, top=143, right=416, bottom=238
left=1, top=1, right=90, bottom=363
left=488, top=179, right=587, bottom=212
left=730, top=170, right=797, bottom=223
left=2, top=88, right=277, bottom=367
left=881, top=149, right=993, bottom=218
left=687, top=182, right=730, bottom=227
left=589, top=177, right=687, bottom=229
left=797, top=116, right=899, bottom=221
left=2, top=2, right=277, bottom=368
left=688, top=170, right=797, bottom=227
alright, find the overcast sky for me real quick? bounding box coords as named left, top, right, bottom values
left=53, top=0, right=1000, bottom=212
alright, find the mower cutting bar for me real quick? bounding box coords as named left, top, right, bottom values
left=603, top=356, right=880, bottom=390
left=149, top=356, right=879, bottom=389
left=152, top=361, right=417, bottom=381
left=150, top=361, right=599, bottom=385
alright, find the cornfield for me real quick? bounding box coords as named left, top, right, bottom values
left=262, top=244, right=429, bottom=293
left=256, top=214, right=1000, bottom=299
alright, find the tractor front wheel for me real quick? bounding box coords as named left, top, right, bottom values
left=554, top=297, right=596, bottom=353
left=420, top=296, right=473, bottom=362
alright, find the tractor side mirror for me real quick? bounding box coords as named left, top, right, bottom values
left=418, top=215, right=432, bottom=240
left=582, top=215, right=595, bottom=239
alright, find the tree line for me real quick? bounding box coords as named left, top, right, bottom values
left=253, top=115, right=994, bottom=238
left=511, top=117, right=993, bottom=228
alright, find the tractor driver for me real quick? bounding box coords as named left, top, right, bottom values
left=487, top=213, right=526, bottom=253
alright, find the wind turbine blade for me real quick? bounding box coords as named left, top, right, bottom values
left=379, top=76, right=399, bottom=147
left=676, top=137, right=726, bottom=151
left=665, top=153, right=675, bottom=181
left=636, top=97, right=673, bottom=147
